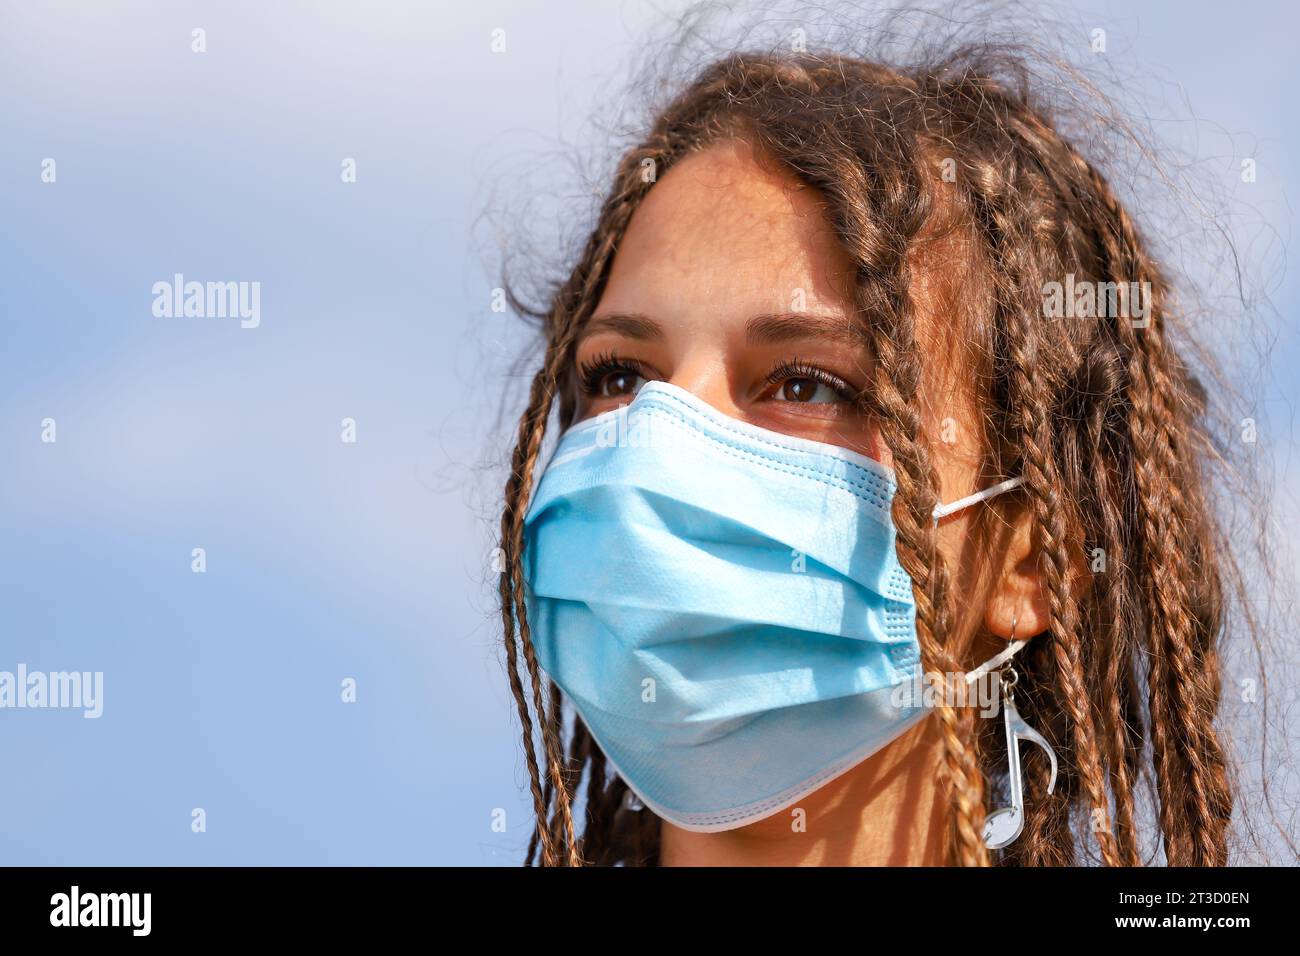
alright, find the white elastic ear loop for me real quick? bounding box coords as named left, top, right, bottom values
left=964, top=636, right=1029, bottom=686
left=932, top=476, right=1024, bottom=521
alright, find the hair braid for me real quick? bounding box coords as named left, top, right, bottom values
left=1055, top=332, right=1144, bottom=864
left=501, top=204, right=640, bottom=865
left=499, top=373, right=565, bottom=866
left=803, top=98, right=993, bottom=865
left=950, top=144, right=1118, bottom=863
left=835, top=144, right=992, bottom=865
left=985, top=96, right=1232, bottom=864
left=871, top=323, right=992, bottom=866
left=963, top=110, right=1144, bottom=865
left=501, top=120, right=681, bottom=864
left=503, top=354, right=581, bottom=865
left=1111, top=231, right=1230, bottom=867
left=1085, top=408, right=1145, bottom=865
left=1056, top=141, right=1233, bottom=864
left=1009, top=318, right=1123, bottom=866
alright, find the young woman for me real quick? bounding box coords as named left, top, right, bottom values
left=494, top=38, right=1268, bottom=866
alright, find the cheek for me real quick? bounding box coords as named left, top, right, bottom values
left=868, top=432, right=893, bottom=470
left=857, top=417, right=904, bottom=471
left=935, top=515, right=971, bottom=570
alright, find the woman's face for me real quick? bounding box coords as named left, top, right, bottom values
left=577, top=138, right=886, bottom=459
left=576, top=138, right=983, bottom=503
left=574, top=138, right=1039, bottom=653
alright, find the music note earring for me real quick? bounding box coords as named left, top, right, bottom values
left=979, top=617, right=1059, bottom=851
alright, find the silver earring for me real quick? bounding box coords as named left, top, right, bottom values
left=982, top=617, right=1059, bottom=851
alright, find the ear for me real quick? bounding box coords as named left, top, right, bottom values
left=983, top=509, right=1088, bottom=640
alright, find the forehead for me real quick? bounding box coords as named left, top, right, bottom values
left=595, top=139, right=856, bottom=322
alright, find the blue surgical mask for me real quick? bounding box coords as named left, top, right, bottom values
left=523, top=380, right=1022, bottom=832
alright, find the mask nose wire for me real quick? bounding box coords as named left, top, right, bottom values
left=931, top=476, right=1024, bottom=521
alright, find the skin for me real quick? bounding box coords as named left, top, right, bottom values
left=574, top=138, right=1053, bottom=866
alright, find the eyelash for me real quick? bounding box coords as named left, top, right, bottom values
left=762, top=359, right=856, bottom=403
left=577, top=350, right=649, bottom=395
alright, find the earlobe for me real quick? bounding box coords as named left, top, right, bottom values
left=985, top=571, right=1051, bottom=639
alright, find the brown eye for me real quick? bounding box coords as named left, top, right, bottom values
left=577, top=352, right=652, bottom=403
left=773, top=376, right=838, bottom=404
left=599, top=370, right=646, bottom=398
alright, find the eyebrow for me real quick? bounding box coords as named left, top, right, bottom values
left=580, top=312, right=666, bottom=342
left=744, top=312, right=868, bottom=347
left=580, top=311, right=867, bottom=346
